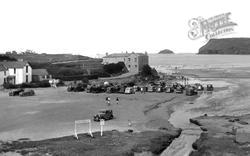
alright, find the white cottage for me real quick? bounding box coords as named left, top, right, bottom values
left=0, top=61, right=32, bottom=85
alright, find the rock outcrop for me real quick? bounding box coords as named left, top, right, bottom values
left=199, top=38, right=250, bottom=55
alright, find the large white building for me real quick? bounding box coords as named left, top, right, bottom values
left=0, top=61, right=32, bottom=85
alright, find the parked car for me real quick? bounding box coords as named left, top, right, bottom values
left=133, top=86, right=140, bottom=92
left=147, top=85, right=156, bottom=92
left=125, top=87, right=135, bottom=94
left=106, top=85, right=120, bottom=93
left=185, top=86, right=197, bottom=96
left=165, top=86, right=174, bottom=93
left=93, top=109, right=114, bottom=121
left=9, top=88, right=24, bottom=96
left=86, top=85, right=105, bottom=93
left=207, top=84, right=214, bottom=91
left=19, top=89, right=35, bottom=97
left=118, top=86, right=126, bottom=94
left=140, top=86, right=147, bottom=93
left=156, top=86, right=164, bottom=92
left=194, top=83, right=204, bottom=91
left=67, top=83, right=86, bottom=92
left=175, top=86, right=184, bottom=94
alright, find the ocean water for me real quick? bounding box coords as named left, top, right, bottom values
left=149, top=54, right=250, bottom=70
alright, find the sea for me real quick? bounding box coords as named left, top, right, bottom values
left=149, top=54, right=250, bottom=73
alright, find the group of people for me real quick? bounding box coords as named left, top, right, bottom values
left=105, top=97, right=119, bottom=106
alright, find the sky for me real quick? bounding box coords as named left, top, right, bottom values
left=0, top=0, right=249, bottom=57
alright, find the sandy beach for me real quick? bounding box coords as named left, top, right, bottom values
left=1, top=66, right=250, bottom=155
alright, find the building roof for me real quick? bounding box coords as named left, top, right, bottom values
left=103, top=53, right=131, bottom=58
left=0, top=61, right=29, bottom=68
left=103, top=52, right=147, bottom=58
left=0, top=64, right=7, bottom=71
left=131, top=53, right=147, bottom=56
left=32, top=69, right=49, bottom=76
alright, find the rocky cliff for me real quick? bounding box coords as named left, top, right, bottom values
left=199, top=38, right=250, bottom=54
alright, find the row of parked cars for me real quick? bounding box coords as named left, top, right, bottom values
left=67, top=81, right=214, bottom=96
left=9, top=88, right=35, bottom=97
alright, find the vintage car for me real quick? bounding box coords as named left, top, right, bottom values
left=156, top=86, right=164, bottom=92
left=194, top=83, right=204, bottom=91
left=86, top=85, right=105, bottom=93
left=93, top=109, right=114, bottom=121
left=67, top=83, right=86, bottom=92
left=175, top=85, right=184, bottom=94
left=19, top=89, right=35, bottom=97
left=185, top=86, right=197, bottom=96
left=147, top=85, right=156, bottom=92
left=165, top=86, right=174, bottom=93
left=133, top=86, right=140, bottom=92
left=106, top=85, right=120, bottom=94
left=9, top=88, right=24, bottom=96
left=206, top=84, right=214, bottom=91
left=140, top=86, right=147, bottom=93
left=125, top=87, right=135, bottom=94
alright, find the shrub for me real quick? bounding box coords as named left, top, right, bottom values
left=103, top=62, right=126, bottom=75
left=3, top=83, right=19, bottom=89
left=36, top=80, right=51, bottom=87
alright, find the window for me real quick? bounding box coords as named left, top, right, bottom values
left=4, top=71, right=6, bottom=76
left=26, top=75, right=29, bottom=83
left=26, top=66, right=28, bottom=73
left=128, top=58, right=131, bottom=61
left=135, top=65, right=137, bottom=68
left=134, top=58, right=137, bottom=62
left=128, top=65, right=131, bottom=68
left=14, top=68, right=16, bottom=74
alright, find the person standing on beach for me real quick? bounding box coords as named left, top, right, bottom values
left=116, top=97, right=119, bottom=105
left=107, top=97, right=111, bottom=106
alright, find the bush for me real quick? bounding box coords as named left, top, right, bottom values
left=3, top=83, right=19, bottom=89
left=103, top=62, right=126, bottom=75
left=3, top=81, right=51, bottom=89
left=35, top=80, right=51, bottom=87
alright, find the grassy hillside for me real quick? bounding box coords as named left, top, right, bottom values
left=5, top=52, right=90, bottom=63
left=199, top=38, right=250, bottom=55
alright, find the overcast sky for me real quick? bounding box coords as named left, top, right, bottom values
left=0, top=0, right=249, bottom=57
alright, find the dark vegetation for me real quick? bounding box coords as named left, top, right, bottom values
left=139, top=64, right=159, bottom=81
left=0, top=55, right=17, bottom=61
left=29, top=62, right=107, bottom=81
left=0, top=130, right=181, bottom=156
left=103, top=62, right=127, bottom=75
left=3, top=80, right=51, bottom=89
left=199, top=38, right=250, bottom=54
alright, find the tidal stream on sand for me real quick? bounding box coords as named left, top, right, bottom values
left=161, top=79, right=235, bottom=156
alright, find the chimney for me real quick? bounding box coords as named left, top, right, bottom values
left=145, top=51, right=148, bottom=55
left=105, top=52, right=108, bottom=56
